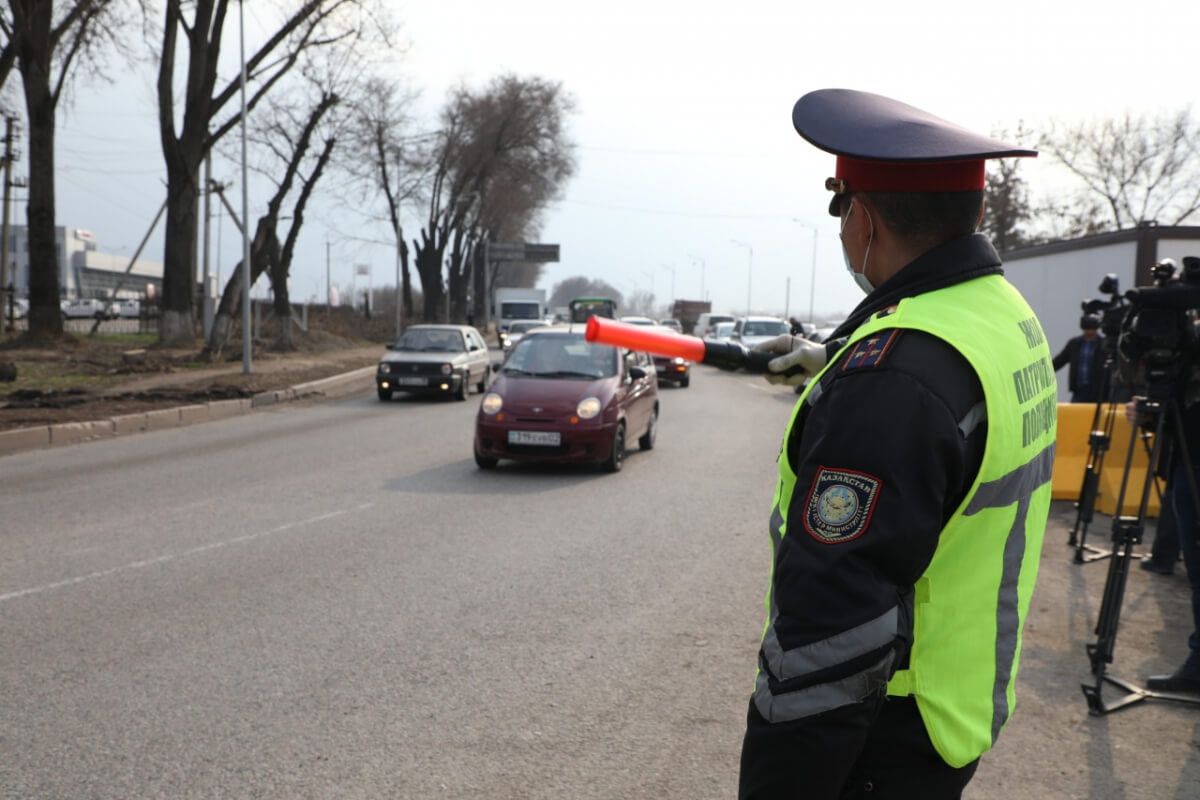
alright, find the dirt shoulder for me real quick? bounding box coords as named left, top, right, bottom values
left=0, top=329, right=385, bottom=432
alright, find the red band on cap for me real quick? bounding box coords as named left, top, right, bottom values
left=835, top=156, right=985, bottom=193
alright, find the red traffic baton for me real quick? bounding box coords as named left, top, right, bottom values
left=583, top=316, right=778, bottom=373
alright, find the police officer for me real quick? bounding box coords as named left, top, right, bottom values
left=737, top=90, right=1057, bottom=799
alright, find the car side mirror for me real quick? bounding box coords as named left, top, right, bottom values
left=491, top=363, right=501, bottom=373
left=628, top=366, right=646, bottom=380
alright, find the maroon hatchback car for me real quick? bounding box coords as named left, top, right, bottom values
left=474, top=328, right=659, bottom=472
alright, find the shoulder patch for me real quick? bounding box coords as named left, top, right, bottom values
left=802, top=466, right=883, bottom=544
left=841, top=329, right=902, bottom=372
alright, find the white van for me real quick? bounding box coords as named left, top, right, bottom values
left=691, top=312, right=736, bottom=338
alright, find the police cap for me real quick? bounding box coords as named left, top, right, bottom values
left=792, top=89, right=1037, bottom=216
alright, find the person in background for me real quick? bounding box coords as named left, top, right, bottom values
left=1053, top=315, right=1106, bottom=403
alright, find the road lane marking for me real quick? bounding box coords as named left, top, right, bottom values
left=0, top=502, right=376, bottom=605
left=743, top=382, right=772, bottom=393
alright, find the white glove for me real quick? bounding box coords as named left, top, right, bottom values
left=756, top=334, right=827, bottom=387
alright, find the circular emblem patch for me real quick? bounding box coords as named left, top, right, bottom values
left=802, top=466, right=883, bottom=544
left=817, top=485, right=858, bottom=526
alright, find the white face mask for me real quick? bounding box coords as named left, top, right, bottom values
left=839, top=202, right=875, bottom=294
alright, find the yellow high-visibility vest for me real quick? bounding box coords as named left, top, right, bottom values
left=768, top=274, right=1057, bottom=767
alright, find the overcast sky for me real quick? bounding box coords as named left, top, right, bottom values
left=44, top=0, right=1200, bottom=321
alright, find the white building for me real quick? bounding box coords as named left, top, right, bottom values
left=1002, top=224, right=1200, bottom=400
left=5, top=225, right=163, bottom=299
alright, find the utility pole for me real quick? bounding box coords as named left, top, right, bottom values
left=687, top=253, right=706, bottom=302
left=325, top=239, right=331, bottom=311
left=785, top=276, right=791, bottom=320
left=238, top=0, right=252, bottom=375
left=731, top=239, right=753, bottom=314
left=0, top=113, right=18, bottom=330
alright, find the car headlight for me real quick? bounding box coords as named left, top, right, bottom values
left=576, top=396, right=602, bottom=420
left=481, top=392, right=503, bottom=415
left=441, top=363, right=453, bottom=375
left=378, top=363, right=390, bottom=373
left=672, top=357, right=685, bottom=364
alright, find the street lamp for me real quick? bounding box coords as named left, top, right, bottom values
left=731, top=239, right=753, bottom=314
left=238, top=0, right=251, bottom=374
left=687, top=253, right=706, bottom=301
left=792, top=219, right=820, bottom=323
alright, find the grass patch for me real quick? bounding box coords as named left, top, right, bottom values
left=91, top=333, right=158, bottom=347
left=2, top=361, right=127, bottom=394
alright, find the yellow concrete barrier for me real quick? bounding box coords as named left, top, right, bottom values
left=1050, top=402, right=1160, bottom=517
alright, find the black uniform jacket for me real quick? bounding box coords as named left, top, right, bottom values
left=1051, top=334, right=1106, bottom=397
left=739, top=234, right=999, bottom=799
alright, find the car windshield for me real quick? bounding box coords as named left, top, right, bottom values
left=509, top=321, right=547, bottom=335
left=503, top=334, right=617, bottom=379
left=743, top=320, right=789, bottom=336
left=392, top=329, right=465, bottom=352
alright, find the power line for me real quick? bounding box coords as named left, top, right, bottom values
left=553, top=197, right=794, bottom=221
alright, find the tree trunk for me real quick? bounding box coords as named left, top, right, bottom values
left=270, top=250, right=293, bottom=351
left=415, top=245, right=445, bottom=322
left=19, top=46, right=61, bottom=339
left=160, top=159, right=200, bottom=345
left=206, top=220, right=275, bottom=356
left=400, top=238, right=413, bottom=319
left=472, top=243, right=487, bottom=326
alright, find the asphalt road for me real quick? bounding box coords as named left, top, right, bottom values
left=2, top=367, right=1198, bottom=799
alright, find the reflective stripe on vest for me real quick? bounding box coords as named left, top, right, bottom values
left=757, top=274, right=1056, bottom=768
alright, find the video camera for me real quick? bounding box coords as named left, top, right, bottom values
left=1081, top=272, right=1126, bottom=347
left=1117, top=256, right=1200, bottom=391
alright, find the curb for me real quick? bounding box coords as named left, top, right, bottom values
left=0, top=364, right=377, bottom=459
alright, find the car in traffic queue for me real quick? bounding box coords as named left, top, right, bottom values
left=500, top=319, right=550, bottom=354
left=659, top=318, right=683, bottom=333
left=731, top=315, right=791, bottom=349
left=692, top=312, right=736, bottom=338
left=377, top=324, right=492, bottom=402
left=619, top=314, right=690, bottom=388
left=705, top=320, right=735, bottom=344
left=474, top=327, right=659, bottom=472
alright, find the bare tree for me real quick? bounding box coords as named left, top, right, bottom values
left=412, top=74, right=575, bottom=323
left=156, top=0, right=382, bottom=346
left=6, top=0, right=131, bottom=339
left=624, top=289, right=657, bottom=318
left=342, top=77, right=422, bottom=321
left=547, top=276, right=623, bottom=311
left=206, top=85, right=340, bottom=356
left=0, top=8, right=23, bottom=91
left=1040, top=108, right=1200, bottom=231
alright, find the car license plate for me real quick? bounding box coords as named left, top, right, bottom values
left=508, top=430, right=561, bottom=446
left=395, top=377, right=427, bottom=387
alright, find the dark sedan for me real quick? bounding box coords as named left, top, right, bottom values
left=474, top=329, right=658, bottom=472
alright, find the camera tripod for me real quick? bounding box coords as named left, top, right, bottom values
left=1068, top=356, right=1158, bottom=564
left=1082, top=392, right=1200, bottom=714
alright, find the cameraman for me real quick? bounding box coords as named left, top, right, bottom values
left=1126, top=390, right=1200, bottom=693
left=1054, top=315, right=1105, bottom=403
